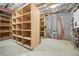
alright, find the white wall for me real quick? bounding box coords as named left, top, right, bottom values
left=74, top=9, right=79, bottom=28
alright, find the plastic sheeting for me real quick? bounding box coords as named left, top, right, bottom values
left=45, top=12, right=73, bottom=40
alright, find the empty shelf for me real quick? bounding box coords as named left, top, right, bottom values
left=23, top=37, right=31, bottom=40
left=0, top=30, right=10, bottom=33
left=23, top=4, right=31, bottom=13
left=16, top=41, right=32, bottom=49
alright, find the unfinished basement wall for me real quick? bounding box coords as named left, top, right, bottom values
left=45, top=12, right=73, bottom=40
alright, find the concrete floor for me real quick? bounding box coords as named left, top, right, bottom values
left=0, top=38, right=79, bottom=56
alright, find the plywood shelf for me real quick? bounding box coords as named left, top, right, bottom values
left=12, top=4, right=40, bottom=49
left=23, top=12, right=31, bottom=16
left=14, top=12, right=31, bottom=18
left=21, top=21, right=31, bottom=23
left=40, top=16, right=45, bottom=38
left=22, top=37, right=31, bottom=40
left=0, top=30, right=10, bottom=33
left=16, top=29, right=22, bottom=31
left=0, top=15, right=11, bottom=40
left=0, top=19, right=10, bottom=22
left=15, top=29, right=31, bottom=31
left=16, top=23, right=22, bottom=25
left=13, top=34, right=31, bottom=40
left=22, top=30, right=31, bottom=31
left=0, top=24, right=10, bottom=27
left=12, top=21, right=31, bottom=25
left=13, top=35, right=23, bottom=38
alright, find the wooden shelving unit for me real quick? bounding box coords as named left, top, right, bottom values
left=12, top=4, right=40, bottom=49
left=0, top=15, right=11, bottom=40
left=40, top=16, right=45, bottom=38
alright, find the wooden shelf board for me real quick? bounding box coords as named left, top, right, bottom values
left=12, top=34, right=16, bottom=36
left=15, top=12, right=31, bottom=18
left=14, top=29, right=31, bottom=31
left=23, top=12, right=31, bottom=16
left=16, top=23, right=22, bottom=24
left=0, top=19, right=10, bottom=22
left=0, top=30, right=10, bottom=33
left=0, top=25, right=10, bottom=27
left=12, top=21, right=31, bottom=25
left=22, top=30, right=31, bottom=31
left=16, top=35, right=22, bottom=38
left=16, top=29, right=22, bottom=31
left=13, top=35, right=23, bottom=38
left=22, top=37, right=31, bottom=40
left=12, top=34, right=31, bottom=40
left=21, top=21, right=31, bottom=23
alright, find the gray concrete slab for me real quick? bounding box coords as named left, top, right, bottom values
left=0, top=38, right=79, bottom=56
